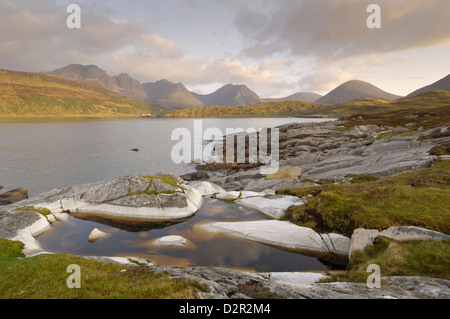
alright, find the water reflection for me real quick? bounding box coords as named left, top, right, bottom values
left=36, top=198, right=348, bottom=272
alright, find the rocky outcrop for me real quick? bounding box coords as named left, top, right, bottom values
left=349, top=226, right=450, bottom=258
left=86, top=256, right=450, bottom=299
left=194, top=121, right=444, bottom=190
left=6, top=175, right=203, bottom=222
left=201, top=220, right=351, bottom=256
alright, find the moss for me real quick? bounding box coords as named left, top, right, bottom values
left=14, top=205, right=51, bottom=216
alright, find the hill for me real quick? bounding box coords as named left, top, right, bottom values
left=193, top=84, right=263, bottom=107
left=405, top=74, right=450, bottom=98
left=0, top=69, right=168, bottom=117
left=143, top=79, right=203, bottom=109
left=264, top=92, right=322, bottom=102
left=316, top=80, right=402, bottom=104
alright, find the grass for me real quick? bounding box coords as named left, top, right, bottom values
left=346, top=238, right=450, bottom=282
left=278, top=159, right=450, bottom=237
left=14, top=206, right=52, bottom=216
left=0, top=239, right=208, bottom=299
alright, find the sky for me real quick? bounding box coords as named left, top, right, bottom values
left=0, top=0, right=449, bottom=98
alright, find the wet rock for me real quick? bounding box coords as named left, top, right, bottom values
left=88, top=228, right=109, bottom=242
left=153, top=235, right=188, bottom=246
left=0, top=188, right=28, bottom=206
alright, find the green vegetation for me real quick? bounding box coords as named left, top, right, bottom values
left=166, top=100, right=318, bottom=118
left=14, top=206, right=52, bottom=216
left=280, top=160, right=450, bottom=283
left=0, top=238, right=207, bottom=299
left=347, top=238, right=450, bottom=281
left=166, top=90, right=450, bottom=119
left=0, top=69, right=170, bottom=118
left=278, top=159, right=450, bottom=237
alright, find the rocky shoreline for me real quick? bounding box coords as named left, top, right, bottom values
left=0, top=119, right=449, bottom=299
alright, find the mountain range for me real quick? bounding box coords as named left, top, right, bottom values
left=45, top=64, right=450, bottom=108
left=48, top=64, right=324, bottom=108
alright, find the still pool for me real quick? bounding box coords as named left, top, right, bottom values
left=36, top=198, right=348, bottom=272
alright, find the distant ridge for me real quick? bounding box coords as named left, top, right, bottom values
left=47, top=64, right=323, bottom=108
left=316, top=80, right=402, bottom=104
left=193, top=84, right=263, bottom=107
left=264, top=92, right=322, bottom=103
left=143, top=79, right=203, bottom=109
left=405, top=74, right=450, bottom=98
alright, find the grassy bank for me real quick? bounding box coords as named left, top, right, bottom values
left=278, top=159, right=450, bottom=281
left=0, top=239, right=207, bottom=299
left=278, top=159, right=450, bottom=237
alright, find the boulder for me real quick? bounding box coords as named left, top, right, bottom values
left=0, top=188, right=28, bottom=206
left=88, top=228, right=110, bottom=242
left=188, top=181, right=225, bottom=196
left=180, top=170, right=209, bottom=181
left=215, top=191, right=241, bottom=200
left=201, top=220, right=351, bottom=256
left=236, top=194, right=304, bottom=219
left=153, top=235, right=188, bottom=246
left=6, top=175, right=203, bottom=222
left=349, top=226, right=450, bottom=259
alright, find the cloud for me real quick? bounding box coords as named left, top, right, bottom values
left=233, top=0, right=450, bottom=63
left=0, top=0, right=287, bottom=97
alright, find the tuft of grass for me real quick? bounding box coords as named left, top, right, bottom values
left=0, top=239, right=24, bottom=258
left=347, top=237, right=450, bottom=282
left=0, top=239, right=208, bottom=299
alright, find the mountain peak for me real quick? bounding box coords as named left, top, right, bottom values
left=316, top=80, right=402, bottom=104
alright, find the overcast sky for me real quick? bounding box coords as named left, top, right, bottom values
left=1, top=0, right=449, bottom=97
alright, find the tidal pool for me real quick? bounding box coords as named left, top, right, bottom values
left=36, top=198, right=348, bottom=272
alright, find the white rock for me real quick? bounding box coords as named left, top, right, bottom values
left=201, top=220, right=351, bottom=255
left=154, top=235, right=187, bottom=246
left=260, top=272, right=326, bottom=285
left=349, top=228, right=381, bottom=258
left=47, top=214, right=56, bottom=222
left=188, top=181, right=225, bottom=196
left=236, top=195, right=304, bottom=219
left=215, top=191, right=241, bottom=200
left=54, top=212, right=70, bottom=221
left=349, top=226, right=450, bottom=259
left=88, top=228, right=109, bottom=242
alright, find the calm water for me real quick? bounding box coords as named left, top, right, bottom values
left=0, top=117, right=331, bottom=196
left=1, top=117, right=342, bottom=272
left=37, top=197, right=346, bottom=272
